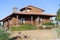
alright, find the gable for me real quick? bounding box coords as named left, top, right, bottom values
left=20, top=5, right=44, bottom=14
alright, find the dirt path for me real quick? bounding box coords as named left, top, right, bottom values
left=10, top=30, right=59, bottom=40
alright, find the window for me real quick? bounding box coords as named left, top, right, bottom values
left=27, top=10, right=30, bottom=12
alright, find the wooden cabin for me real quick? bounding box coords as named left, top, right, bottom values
left=0, top=5, right=56, bottom=29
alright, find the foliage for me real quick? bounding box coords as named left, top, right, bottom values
left=55, top=8, right=60, bottom=38
left=55, top=9, right=60, bottom=25
left=0, top=28, right=9, bottom=40
left=42, top=22, right=55, bottom=26
left=55, top=9, right=60, bottom=21
left=9, top=24, right=35, bottom=31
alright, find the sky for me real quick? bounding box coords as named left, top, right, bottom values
left=0, top=0, right=60, bottom=20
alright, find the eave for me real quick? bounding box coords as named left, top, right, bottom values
left=0, top=12, right=56, bottom=22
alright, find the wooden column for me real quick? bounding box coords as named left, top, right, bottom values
left=3, top=22, right=5, bottom=29
left=16, top=15, right=19, bottom=26
left=8, top=20, right=10, bottom=27
left=31, top=16, right=33, bottom=24
left=35, top=16, right=40, bottom=29
left=3, top=22, right=4, bottom=27
left=38, top=16, right=40, bottom=24
left=50, top=17, right=52, bottom=22
left=35, top=16, right=40, bottom=24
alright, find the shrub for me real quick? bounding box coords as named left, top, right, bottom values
left=0, top=28, right=9, bottom=40
left=9, top=24, right=35, bottom=31
left=41, top=22, right=55, bottom=29
left=42, top=22, right=55, bottom=26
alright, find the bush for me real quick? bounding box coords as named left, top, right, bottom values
left=0, top=28, right=9, bottom=40
left=41, top=22, right=55, bottom=29
left=9, top=24, right=35, bottom=31
left=42, top=22, right=55, bottom=26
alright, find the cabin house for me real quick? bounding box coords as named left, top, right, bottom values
left=0, top=5, right=56, bottom=29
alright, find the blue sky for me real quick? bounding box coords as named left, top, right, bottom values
left=0, top=0, right=60, bottom=20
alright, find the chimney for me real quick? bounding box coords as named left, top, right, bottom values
left=13, top=7, right=18, bottom=13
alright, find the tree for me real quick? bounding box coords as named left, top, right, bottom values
left=55, top=8, right=60, bottom=25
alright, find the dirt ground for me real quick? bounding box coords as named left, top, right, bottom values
left=10, top=30, right=59, bottom=40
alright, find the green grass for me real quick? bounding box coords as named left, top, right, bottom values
left=9, top=24, right=35, bottom=31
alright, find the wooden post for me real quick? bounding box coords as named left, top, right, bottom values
left=38, top=16, right=40, bottom=24
left=8, top=20, right=10, bottom=27
left=1, top=22, right=4, bottom=28
left=50, top=17, right=52, bottom=22
left=34, top=16, right=40, bottom=29
left=17, top=15, right=19, bottom=26
left=31, top=16, right=33, bottom=24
